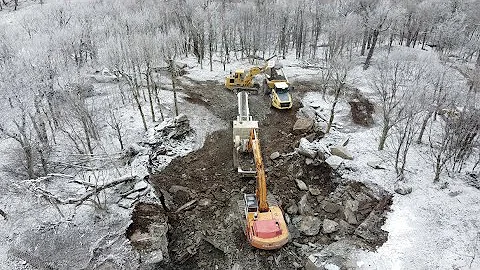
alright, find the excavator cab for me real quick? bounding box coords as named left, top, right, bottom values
left=226, top=69, right=245, bottom=88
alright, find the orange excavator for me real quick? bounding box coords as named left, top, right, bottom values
left=242, top=128, right=289, bottom=250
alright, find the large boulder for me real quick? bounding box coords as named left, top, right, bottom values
left=322, top=219, right=339, bottom=234
left=330, top=145, right=353, bottom=160
left=297, top=107, right=317, bottom=121
left=325, top=156, right=343, bottom=170
left=295, top=215, right=322, bottom=236
left=293, top=118, right=314, bottom=134
left=297, top=138, right=317, bottom=159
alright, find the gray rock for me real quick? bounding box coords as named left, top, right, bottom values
left=305, top=158, right=314, bottom=165
left=118, top=199, right=134, bottom=209
left=297, top=138, right=317, bottom=159
left=298, top=106, right=318, bottom=120
left=325, top=156, right=343, bottom=169
left=134, top=180, right=149, bottom=191
left=143, top=250, right=164, bottom=264
left=174, top=114, right=188, bottom=123
left=354, top=207, right=388, bottom=244
left=315, top=151, right=325, bottom=162
left=270, top=151, right=280, bottom=160
left=305, top=239, right=367, bottom=270
left=338, top=220, right=355, bottom=235
left=293, top=118, right=314, bottom=134
left=322, top=219, right=339, bottom=234
left=344, top=200, right=359, bottom=212
left=287, top=203, right=299, bottom=215
left=309, top=186, right=322, bottom=196
left=126, top=191, right=140, bottom=200
left=297, top=215, right=322, bottom=236
left=298, top=194, right=312, bottom=215
left=313, top=121, right=328, bottom=134
left=330, top=146, right=353, bottom=160
left=343, top=207, right=358, bottom=225
left=394, top=181, right=413, bottom=195
left=198, top=198, right=211, bottom=206
left=295, top=179, right=309, bottom=191
left=322, top=201, right=341, bottom=214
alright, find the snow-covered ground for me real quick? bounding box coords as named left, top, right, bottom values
left=0, top=80, right=226, bottom=269
left=302, top=91, right=480, bottom=270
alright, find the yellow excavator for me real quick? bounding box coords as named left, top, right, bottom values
left=243, top=128, right=289, bottom=250
left=225, top=55, right=276, bottom=93
left=233, top=92, right=289, bottom=250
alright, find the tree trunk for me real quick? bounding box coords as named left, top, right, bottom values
left=132, top=86, right=148, bottom=131
left=417, top=112, right=431, bottom=144
left=476, top=49, right=480, bottom=68
left=421, top=31, right=427, bottom=50
left=388, top=33, right=394, bottom=53
left=172, top=75, right=179, bottom=117
left=361, top=30, right=368, bottom=56
left=364, top=29, right=379, bottom=70
left=433, top=155, right=442, bottom=183
left=378, top=121, right=389, bottom=150
left=146, top=70, right=155, bottom=122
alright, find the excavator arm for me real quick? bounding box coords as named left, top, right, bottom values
left=247, top=129, right=269, bottom=212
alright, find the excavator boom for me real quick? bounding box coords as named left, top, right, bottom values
left=248, top=129, right=268, bottom=212
left=244, top=128, right=289, bottom=250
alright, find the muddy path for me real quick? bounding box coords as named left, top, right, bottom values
left=128, top=78, right=392, bottom=269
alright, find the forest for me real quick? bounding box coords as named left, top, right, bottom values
left=0, top=0, right=479, bottom=269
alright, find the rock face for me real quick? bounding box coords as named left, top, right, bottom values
left=322, top=219, right=339, bottom=234
left=330, top=146, right=353, bottom=160
left=127, top=203, right=169, bottom=266
left=348, top=93, right=374, bottom=126
left=293, top=118, right=314, bottom=134
left=155, top=114, right=192, bottom=139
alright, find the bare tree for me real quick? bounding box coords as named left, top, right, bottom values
left=325, top=57, right=353, bottom=133
left=429, top=107, right=479, bottom=182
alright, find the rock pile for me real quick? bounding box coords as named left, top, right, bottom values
left=154, top=114, right=192, bottom=140
left=348, top=92, right=375, bottom=126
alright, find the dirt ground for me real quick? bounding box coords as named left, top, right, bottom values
left=127, top=78, right=392, bottom=269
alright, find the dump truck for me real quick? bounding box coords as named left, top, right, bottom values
left=262, top=60, right=293, bottom=109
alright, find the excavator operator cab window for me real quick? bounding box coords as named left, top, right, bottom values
left=245, top=194, right=258, bottom=213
